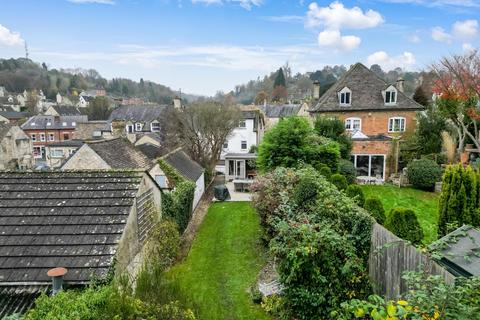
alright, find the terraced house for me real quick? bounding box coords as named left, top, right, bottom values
left=309, top=63, right=424, bottom=181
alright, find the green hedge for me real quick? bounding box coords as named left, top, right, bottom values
left=385, top=207, right=423, bottom=245
left=330, top=173, right=348, bottom=191
left=346, top=185, right=365, bottom=207
left=158, top=159, right=196, bottom=233
left=407, top=158, right=442, bottom=191
left=364, top=197, right=386, bottom=225
left=339, top=159, right=356, bottom=184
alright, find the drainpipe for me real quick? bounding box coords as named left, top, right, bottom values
left=47, top=267, right=68, bottom=295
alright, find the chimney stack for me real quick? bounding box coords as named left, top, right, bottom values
left=313, top=80, right=321, bottom=100
left=47, top=267, right=68, bottom=295
left=396, top=77, right=405, bottom=93
left=173, top=96, right=182, bottom=109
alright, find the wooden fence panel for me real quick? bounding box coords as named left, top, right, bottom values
left=369, top=223, right=455, bottom=299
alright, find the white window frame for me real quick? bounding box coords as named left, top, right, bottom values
left=135, top=123, right=143, bottom=132
left=241, top=140, right=247, bottom=150
left=383, top=86, right=398, bottom=105
left=50, top=148, right=64, bottom=158
left=345, top=117, right=362, bottom=132
left=388, top=117, right=406, bottom=133
left=150, top=122, right=160, bottom=132
left=39, top=133, right=46, bottom=142
left=338, top=87, right=352, bottom=106
left=238, top=120, right=246, bottom=128
left=351, top=154, right=386, bottom=181
left=31, top=134, right=37, bottom=142
left=48, top=133, right=55, bottom=142
left=126, top=124, right=134, bottom=133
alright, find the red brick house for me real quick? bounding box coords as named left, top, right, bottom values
left=21, top=115, right=86, bottom=161
left=309, top=63, right=424, bottom=181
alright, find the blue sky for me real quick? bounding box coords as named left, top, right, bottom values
left=0, top=0, right=479, bottom=95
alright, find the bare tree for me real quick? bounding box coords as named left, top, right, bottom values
left=431, top=50, right=480, bottom=152
left=164, top=102, right=241, bottom=174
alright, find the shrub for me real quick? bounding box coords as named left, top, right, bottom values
left=330, top=173, right=348, bottom=191
left=142, top=218, right=180, bottom=272
left=314, top=116, right=352, bottom=159
left=364, top=197, right=386, bottom=224
left=345, top=185, right=365, bottom=207
left=407, top=158, right=442, bottom=190
left=385, top=207, right=423, bottom=245
left=339, top=159, right=356, bottom=184
left=319, top=165, right=332, bottom=179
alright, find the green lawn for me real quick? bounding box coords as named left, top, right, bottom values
left=361, top=185, right=440, bottom=244
left=168, top=202, right=270, bottom=320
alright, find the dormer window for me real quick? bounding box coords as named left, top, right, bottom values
left=383, top=86, right=397, bottom=105
left=135, top=123, right=143, bottom=131
left=338, top=87, right=351, bottom=106
left=62, top=122, right=67, bottom=126
left=46, top=122, right=51, bottom=126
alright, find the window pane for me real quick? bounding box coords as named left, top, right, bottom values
left=391, top=91, right=396, bottom=102
left=341, top=93, right=345, bottom=104
left=353, top=119, right=360, bottom=130
left=356, top=156, right=369, bottom=177
left=346, top=92, right=350, bottom=104
left=370, top=156, right=384, bottom=179
left=345, top=119, right=351, bottom=130
left=386, top=91, right=391, bottom=103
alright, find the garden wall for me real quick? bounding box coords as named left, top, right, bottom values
left=368, top=223, right=455, bottom=299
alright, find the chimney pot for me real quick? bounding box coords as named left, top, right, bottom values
left=396, top=77, right=405, bottom=93
left=173, top=97, right=182, bottom=109
left=47, top=267, right=68, bottom=295
left=313, top=80, right=321, bottom=100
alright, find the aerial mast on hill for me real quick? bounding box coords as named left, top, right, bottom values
left=25, top=41, right=29, bottom=60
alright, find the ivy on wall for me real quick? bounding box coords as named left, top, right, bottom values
left=158, top=159, right=196, bottom=233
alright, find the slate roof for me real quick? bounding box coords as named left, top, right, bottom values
left=0, top=107, right=29, bottom=120
left=310, top=63, right=424, bottom=112
left=259, top=104, right=301, bottom=118
left=163, top=149, right=204, bottom=182
left=0, top=171, right=144, bottom=287
left=88, top=138, right=152, bottom=169
left=109, top=105, right=168, bottom=130
left=0, top=285, right=48, bottom=318
left=430, top=225, right=480, bottom=277
left=136, top=143, right=168, bottom=160
left=49, top=105, right=82, bottom=116
left=21, top=115, right=87, bottom=130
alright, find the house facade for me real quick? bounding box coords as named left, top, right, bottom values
left=21, top=115, right=86, bottom=162
left=0, top=124, right=34, bottom=170
left=309, top=63, right=424, bottom=181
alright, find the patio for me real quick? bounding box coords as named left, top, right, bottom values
left=225, top=181, right=252, bottom=201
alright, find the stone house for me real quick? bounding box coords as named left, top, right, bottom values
left=309, top=63, right=424, bottom=181
left=258, top=103, right=310, bottom=129
left=73, top=120, right=113, bottom=140
left=44, top=140, right=84, bottom=168
left=0, top=170, right=162, bottom=317
left=44, top=105, right=83, bottom=117
left=0, top=123, right=34, bottom=170
left=0, top=106, right=29, bottom=124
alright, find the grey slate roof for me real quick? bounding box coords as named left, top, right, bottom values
left=136, top=143, right=169, bottom=160
left=49, top=105, right=82, bottom=116
left=109, top=105, right=168, bottom=130
left=21, top=115, right=87, bottom=130
left=310, top=63, right=424, bottom=112
left=88, top=138, right=152, bottom=169
left=0, top=106, right=29, bottom=120
left=430, top=225, right=480, bottom=277
left=259, top=104, right=301, bottom=118
left=0, top=285, right=48, bottom=318
left=0, top=171, right=144, bottom=286
left=163, top=149, right=204, bottom=182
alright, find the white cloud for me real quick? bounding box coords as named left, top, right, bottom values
left=431, top=26, right=452, bottom=43
left=0, top=24, right=24, bottom=46
left=453, top=19, right=478, bottom=38
left=263, top=15, right=304, bottom=23
left=305, top=2, right=383, bottom=52
left=408, top=34, right=421, bottom=43
left=318, top=29, right=361, bottom=51
left=306, top=1, right=384, bottom=29
left=366, top=51, right=416, bottom=70
left=462, top=42, right=475, bottom=52
left=68, top=0, right=115, bottom=4
left=191, top=0, right=262, bottom=10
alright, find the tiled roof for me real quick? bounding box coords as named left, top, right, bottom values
left=88, top=138, right=152, bottom=169
left=108, top=105, right=168, bottom=128
left=49, top=105, right=83, bottom=116
left=74, top=121, right=111, bottom=140
left=0, top=107, right=29, bottom=120
left=0, top=285, right=48, bottom=318
left=258, top=104, right=301, bottom=118
left=21, top=115, right=87, bottom=130
left=136, top=143, right=168, bottom=160
left=310, top=63, right=424, bottom=112
left=0, top=171, right=144, bottom=286
left=163, top=149, right=204, bottom=182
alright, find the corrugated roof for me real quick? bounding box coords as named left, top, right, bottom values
left=310, top=63, right=424, bottom=112
left=0, top=171, right=144, bottom=286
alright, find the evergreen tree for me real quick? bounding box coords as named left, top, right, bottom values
left=274, top=68, right=286, bottom=88
left=413, top=86, right=429, bottom=106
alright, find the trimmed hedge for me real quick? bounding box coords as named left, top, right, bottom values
left=364, top=197, right=386, bottom=224
left=407, top=158, right=442, bottom=191
left=346, top=185, right=365, bottom=207
left=158, top=159, right=196, bottom=233
left=331, top=174, right=348, bottom=191
left=339, top=159, right=356, bottom=184
left=385, top=207, right=424, bottom=245
left=319, top=166, right=332, bottom=179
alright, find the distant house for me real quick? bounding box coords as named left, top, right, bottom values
left=44, top=140, right=84, bottom=168
left=309, top=63, right=424, bottom=181
left=44, top=105, right=83, bottom=117
left=0, top=106, right=29, bottom=124
left=0, top=170, right=162, bottom=318
left=62, top=138, right=152, bottom=170
left=430, top=225, right=480, bottom=277
left=0, top=123, right=33, bottom=170
left=109, top=105, right=168, bottom=141
left=258, top=103, right=309, bottom=129
left=135, top=132, right=163, bottom=147
left=73, top=121, right=113, bottom=141
left=137, top=144, right=205, bottom=209
left=21, top=115, right=87, bottom=162
left=76, top=95, right=88, bottom=108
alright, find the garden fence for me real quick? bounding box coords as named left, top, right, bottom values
left=369, top=223, right=455, bottom=299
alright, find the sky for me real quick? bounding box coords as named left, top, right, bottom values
left=0, top=0, right=479, bottom=96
